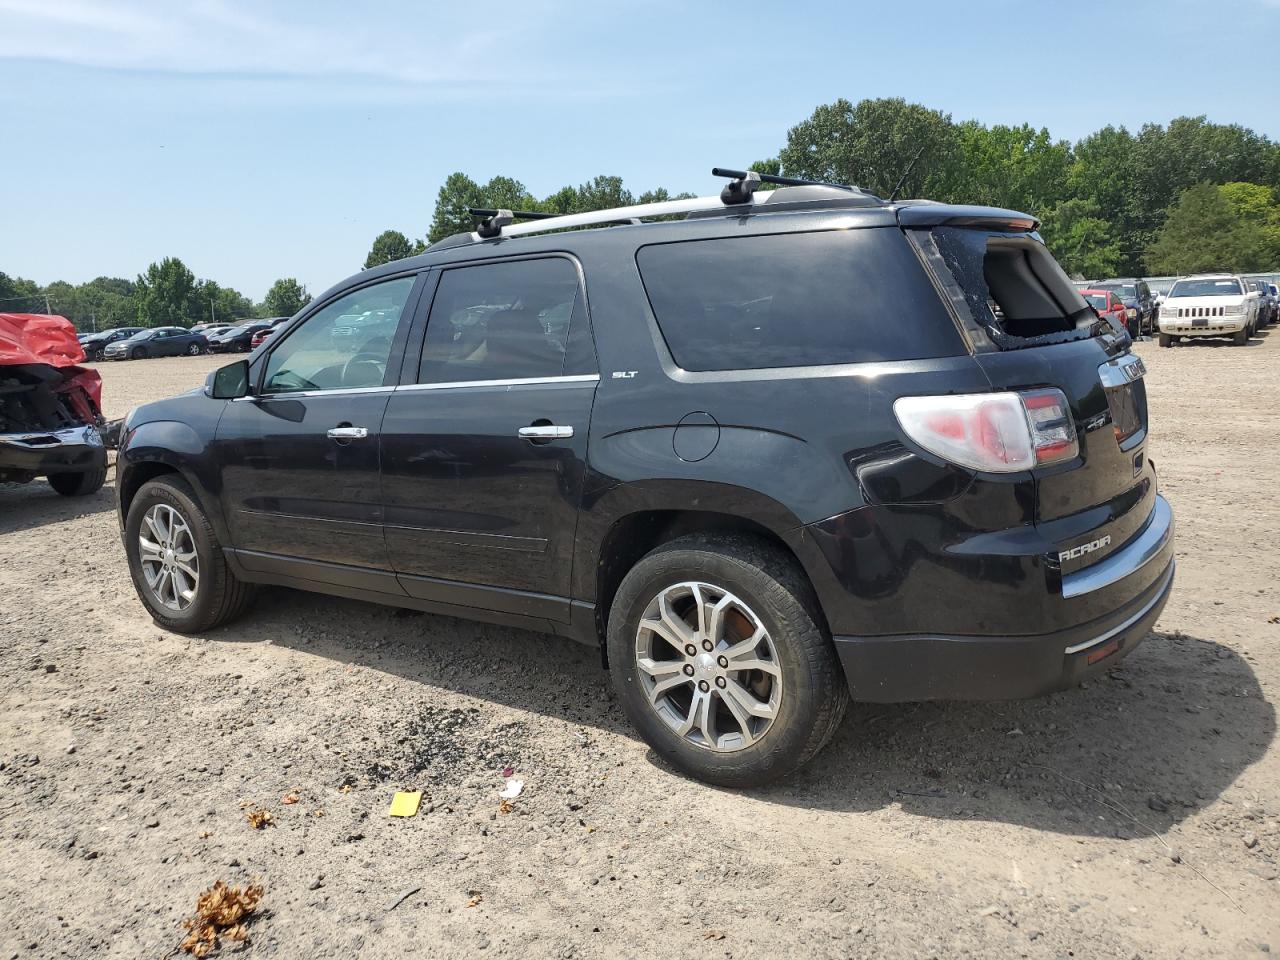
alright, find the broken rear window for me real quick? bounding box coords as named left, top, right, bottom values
left=911, top=228, right=1106, bottom=350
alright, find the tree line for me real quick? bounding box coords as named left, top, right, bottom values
left=364, top=98, right=1280, bottom=279
left=7, top=97, right=1279, bottom=333
left=0, top=258, right=311, bottom=333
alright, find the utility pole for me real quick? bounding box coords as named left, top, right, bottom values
left=44, top=293, right=51, bottom=314
left=210, top=298, right=215, bottom=325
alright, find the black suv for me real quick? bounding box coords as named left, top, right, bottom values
left=116, top=172, right=1175, bottom=786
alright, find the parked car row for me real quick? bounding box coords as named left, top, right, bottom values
left=72, top=317, right=295, bottom=361
left=1074, top=273, right=1279, bottom=346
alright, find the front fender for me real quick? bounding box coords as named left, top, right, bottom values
left=117, top=419, right=229, bottom=543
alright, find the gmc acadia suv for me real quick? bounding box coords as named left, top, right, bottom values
left=116, top=173, right=1175, bottom=786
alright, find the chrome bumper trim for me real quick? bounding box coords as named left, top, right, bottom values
left=1064, top=560, right=1175, bottom=655
left=1061, top=495, right=1173, bottom=600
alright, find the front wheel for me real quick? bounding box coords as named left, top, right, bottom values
left=186, top=343, right=200, bottom=356
left=607, top=535, right=848, bottom=787
left=1158, top=333, right=1173, bottom=348
left=1233, top=329, right=1249, bottom=346
left=124, top=475, right=255, bottom=632
left=130, top=347, right=147, bottom=360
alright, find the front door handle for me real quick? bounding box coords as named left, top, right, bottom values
left=518, top=425, right=574, bottom=440
left=327, top=426, right=369, bottom=440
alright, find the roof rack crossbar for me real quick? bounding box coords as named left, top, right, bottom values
left=711, top=167, right=871, bottom=195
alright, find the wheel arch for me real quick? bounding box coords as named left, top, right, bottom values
left=578, top=484, right=837, bottom=665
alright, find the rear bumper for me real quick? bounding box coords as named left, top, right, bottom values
left=0, top=425, right=107, bottom=477
left=834, top=559, right=1174, bottom=702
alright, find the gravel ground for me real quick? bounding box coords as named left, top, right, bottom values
left=1, top=341, right=1278, bottom=959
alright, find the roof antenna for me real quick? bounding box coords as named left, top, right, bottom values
left=888, top=144, right=928, bottom=202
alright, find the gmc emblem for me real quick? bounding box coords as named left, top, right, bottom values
left=1059, top=535, right=1111, bottom=563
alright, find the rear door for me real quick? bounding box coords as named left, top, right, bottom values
left=379, top=255, right=597, bottom=621
left=214, top=274, right=423, bottom=589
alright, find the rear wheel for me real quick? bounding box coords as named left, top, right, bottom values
left=607, top=535, right=848, bottom=787
left=124, top=475, right=255, bottom=632
left=1158, top=333, right=1173, bottom=348
left=47, top=466, right=106, bottom=497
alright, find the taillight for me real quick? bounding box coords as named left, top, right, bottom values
left=893, top=389, right=1078, bottom=473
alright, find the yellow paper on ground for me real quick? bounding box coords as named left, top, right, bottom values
left=388, top=791, right=422, bottom=817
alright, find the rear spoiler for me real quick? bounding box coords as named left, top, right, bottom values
left=895, top=203, right=1039, bottom=232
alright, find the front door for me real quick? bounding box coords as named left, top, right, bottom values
left=215, top=274, right=422, bottom=590
left=379, top=256, right=597, bottom=621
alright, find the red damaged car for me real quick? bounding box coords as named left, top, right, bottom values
left=0, top=313, right=108, bottom=496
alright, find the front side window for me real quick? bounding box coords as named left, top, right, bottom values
left=261, top=276, right=416, bottom=394
left=418, top=258, right=584, bottom=383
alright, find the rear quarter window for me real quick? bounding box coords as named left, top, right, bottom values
left=635, top=229, right=965, bottom=372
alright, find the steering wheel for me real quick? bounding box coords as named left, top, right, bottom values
left=340, top=351, right=386, bottom=388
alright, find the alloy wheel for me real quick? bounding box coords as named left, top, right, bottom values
left=138, top=503, right=199, bottom=611
left=634, top=581, right=782, bottom=752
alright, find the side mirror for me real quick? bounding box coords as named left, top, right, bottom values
left=209, top=359, right=251, bottom=400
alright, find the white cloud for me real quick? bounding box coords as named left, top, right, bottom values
left=0, top=0, right=562, bottom=88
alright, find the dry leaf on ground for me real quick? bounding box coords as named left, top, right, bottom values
left=179, top=880, right=264, bottom=957
left=245, top=807, right=274, bottom=829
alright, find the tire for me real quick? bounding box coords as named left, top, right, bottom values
left=124, top=475, right=256, bottom=633
left=1233, top=329, right=1248, bottom=346
left=47, top=465, right=106, bottom=497
left=186, top=343, right=200, bottom=356
left=606, top=534, right=848, bottom=787
left=1158, top=333, right=1172, bottom=348
left=130, top=347, right=147, bottom=360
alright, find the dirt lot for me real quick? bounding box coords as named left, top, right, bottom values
left=2, top=340, right=1278, bottom=959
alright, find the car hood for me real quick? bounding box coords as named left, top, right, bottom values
left=1164, top=295, right=1246, bottom=308
left=0, top=313, right=87, bottom=367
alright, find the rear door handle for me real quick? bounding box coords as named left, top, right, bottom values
left=327, top=426, right=369, bottom=440
left=518, top=425, right=573, bottom=440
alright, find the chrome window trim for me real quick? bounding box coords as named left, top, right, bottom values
left=395, top=374, right=599, bottom=393
left=1061, top=495, right=1173, bottom=600
left=231, top=385, right=395, bottom=402
left=1064, top=559, right=1175, bottom=655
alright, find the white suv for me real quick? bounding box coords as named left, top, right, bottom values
left=1157, top=274, right=1258, bottom=347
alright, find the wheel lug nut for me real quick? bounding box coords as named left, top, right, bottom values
left=702, top=641, right=713, bottom=652
left=715, top=677, right=726, bottom=689
left=698, top=680, right=710, bottom=692
left=685, top=644, right=697, bottom=657
left=683, top=664, right=694, bottom=676
left=717, top=655, right=728, bottom=668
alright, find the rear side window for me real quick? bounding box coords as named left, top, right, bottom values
left=418, top=257, right=592, bottom=384
left=636, top=229, right=965, bottom=372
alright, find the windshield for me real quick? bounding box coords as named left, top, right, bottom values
left=1097, top=283, right=1136, bottom=298
left=1170, top=278, right=1242, bottom=297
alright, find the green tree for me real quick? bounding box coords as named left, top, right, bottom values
left=777, top=97, right=962, bottom=199
left=364, top=230, right=417, bottom=269
left=955, top=122, right=1071, bottom=215
left=1146, top=183, right=1270, bottom=274
left=135, top=257, right=196, bottom=327
left=0, top=271, right=44, bottom=312
left=1038, top=198, right=1123, bottom=278
left=193, top=280, right=253, bottom=326
left=262, top=278, right=311, bottom=318
left=1219, top=181, right=1280, bottom=264
left=428, top=172, right=485, bottom=243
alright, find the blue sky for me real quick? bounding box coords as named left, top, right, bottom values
left=2, top=0, right=1278, bottom=300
